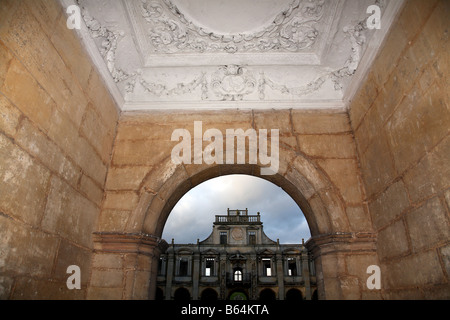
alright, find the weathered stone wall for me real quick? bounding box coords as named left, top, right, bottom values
left=349, top=0, right=449, bottom=299
left=0, top=0, right=119, bottom=299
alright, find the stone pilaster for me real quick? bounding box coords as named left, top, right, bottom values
left=88, top=232, right=167, bottom=300
left=192, top=252, right=200, bottom=300
left=276, top=253, right=284, bottom=300
left=301, top=248, right=311, bottom=300
left=306, top=232, right=377, bottom=300
left=165, top=248, right=175, bottom=300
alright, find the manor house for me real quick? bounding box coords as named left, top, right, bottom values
left=156, top=209, right=317, bottom=300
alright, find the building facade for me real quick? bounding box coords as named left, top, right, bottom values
left=156, top=209, right=317, bottom=301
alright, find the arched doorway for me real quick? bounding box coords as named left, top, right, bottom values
left=259, top=288, right=276, bottom=301
left=286, top=288, right=303, bottom=301
left=201, top=288, right=218, bottom=301
left=174, top=287, right=191, bottom=301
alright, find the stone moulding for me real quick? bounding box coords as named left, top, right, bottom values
left=140, top=0, right=326, bottom=54
left=139, top=72, right=208, bottom=99
left=135, top=64, right=339, bottom=101
left=93, top=232, right=168, bottom=256
left=305, top=232, right=377, bottom=257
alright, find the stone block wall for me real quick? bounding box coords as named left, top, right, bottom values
left=102, top=109, right=367, bottom=236
left=349, top=0, right=449, bottom=299
left=0, top=0, right=119, bottom=299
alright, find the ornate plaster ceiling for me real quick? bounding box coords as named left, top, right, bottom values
left=60, top=0, right=404, bottom=111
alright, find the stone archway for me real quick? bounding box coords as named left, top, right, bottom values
left=90, top=117, right=378, bottom=300
left=259, top=288, right=276, bottom=301
left=286, top=288, right=303, bottom=301
left=141, top=149, right=350, bottom=239
left=174, top=287, right=191, bottom=301
left=201, top=288, right=218, bottom=301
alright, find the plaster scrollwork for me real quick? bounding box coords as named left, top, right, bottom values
left=77, top=1, right=138, bottom=92
left=77, top=0, right=383, bottom=101
left=211, top=65, right=257, bottom=101
left=140, top=0, right=325, bottom=54
left=330, top=20, right=367, bottom=90
left=140, top=72, right=208, bottom=99
left=260, top=72, right=329, bottom=98
left=330, top=0, right=387, bottom=90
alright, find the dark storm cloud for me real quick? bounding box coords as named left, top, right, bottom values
left=162, top=175, right=311, bottom=244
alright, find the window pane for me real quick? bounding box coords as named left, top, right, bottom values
left=288, top=258, right=297, bottom=276
left=205, top=258, right=214, bottom=276
left=248, top=232, right=256, bottom=245
left=220, top=232, right=227, bottom=244
left=262, top=259, right=271, bottom=276
left=179, top=259, right=188, bottom=276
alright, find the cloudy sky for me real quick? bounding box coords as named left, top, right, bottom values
left=162, top=174, right=311, bottom=244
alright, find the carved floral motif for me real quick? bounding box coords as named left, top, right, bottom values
left=211, top=66, right=257, bottom=101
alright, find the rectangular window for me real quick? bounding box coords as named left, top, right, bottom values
left=205, top=258, right=214, bottom=276
left=158, top=257, right=164, bottom=275
left=262, top=258, right=272, bottom=276
left=179, top=259, right=188, bottom=276
left=287, top=258, right=297, bottom=276
left=220, top=231, right=227, bottom=245
left=248, top=231, right=256, bottom=245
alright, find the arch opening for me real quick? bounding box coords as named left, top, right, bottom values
left=145, top=163, right=334, bottom=240
left=286, top=288, right=303, bottom=301
left=136, top=159, right=359, bottom=300
left=174, top=287, right=191, bottom=301
left=162, top=174, right=311, bottom=244
left=201, top=288, right=218, bottom=301
left=259, top=288, right=276, bottom=301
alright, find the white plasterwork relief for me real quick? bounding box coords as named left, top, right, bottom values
left=141, top=0, right=325, bottom=54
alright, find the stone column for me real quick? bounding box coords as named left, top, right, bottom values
left=192, top=252, right=200, bottom=300
left=305, top=232, right=377, bottom=300
left=165, top=248, right=175, bottom=300
left=250, top=253, right=257, bottom=300
left=276, top=253, right=284, bottom=300
left=219, top=252, right=227, bottom=299
left=89, top=232, right=168, bottom=300
left=301, top=249, right=311, bottom=300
